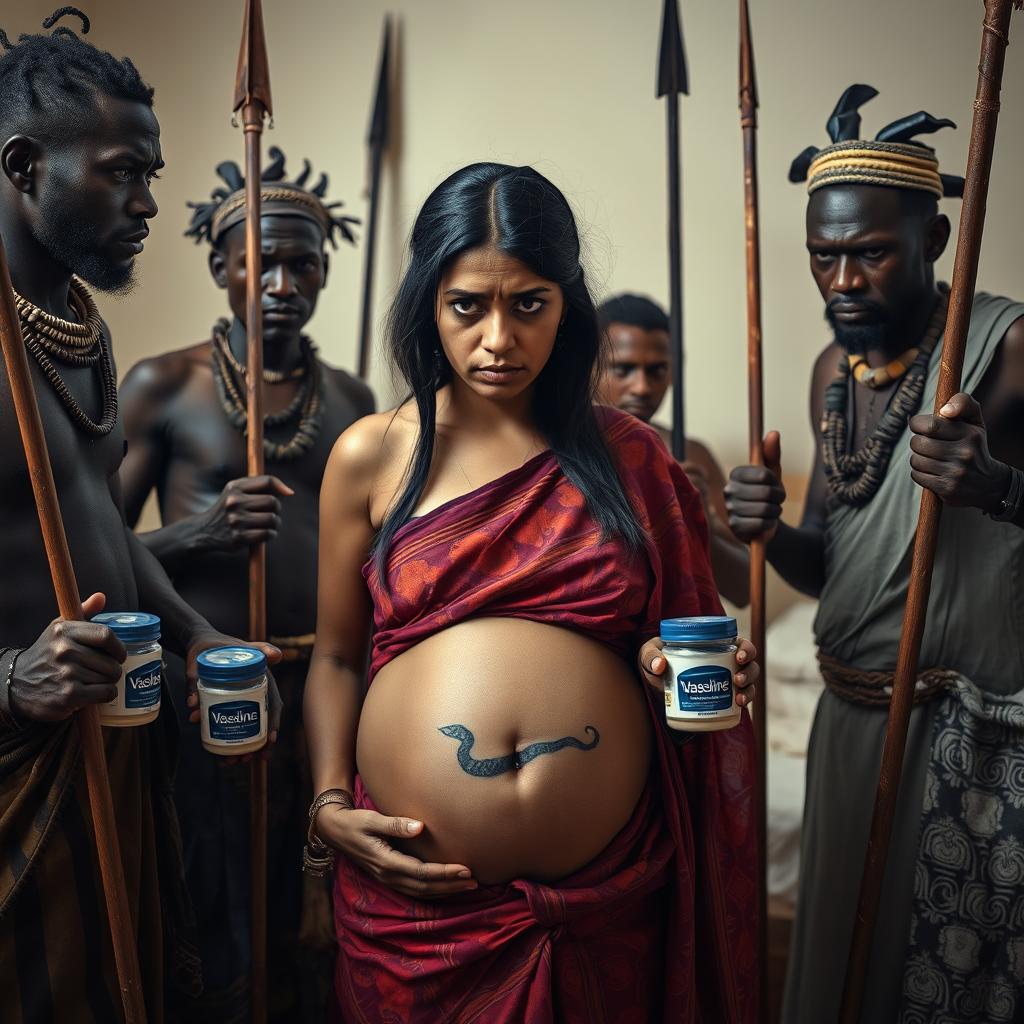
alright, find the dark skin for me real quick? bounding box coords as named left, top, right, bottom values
left=725, top=184, right=1024, bottom=595
left=598, top=321, right=750, bottom=606
left=0, top=93, right=280, bottom=730
left=119, top=214, right=375, bottom=645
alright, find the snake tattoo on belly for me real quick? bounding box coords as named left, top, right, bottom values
left=438, top=724, right=601, bottom=778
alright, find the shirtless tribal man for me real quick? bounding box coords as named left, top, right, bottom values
left=0, top=11, right=279, bottom=1021
left=597, top=293, right=749, bottom=606
left=726, top=85, right=1024, bottom=1023
left=119, top=151, right=374, bottom=1022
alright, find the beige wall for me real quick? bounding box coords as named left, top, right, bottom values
left=59, top=0, right=1024, bottom=562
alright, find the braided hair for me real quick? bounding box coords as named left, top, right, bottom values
left=0, top=8, right=153, bottom=142
left=185, top=147, right=359, bottom=251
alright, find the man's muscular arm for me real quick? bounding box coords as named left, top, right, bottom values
left=725, top=345, right=836, bottom=598
left=120, top=355, right=291, bottom=573
left=909, top=315, right=1024, bottom=524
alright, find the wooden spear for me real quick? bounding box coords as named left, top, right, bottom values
left=357, top=16, right=392, bottom=381
left=738, top=1, right=768, bottom=1017
left=656, top=0, right=689, bottom=461
left=233, top=1, right=272, bottom=1020
left=839, top=2, right=1021, bottom=1020
left=0, top=236, right=146, bottom=1021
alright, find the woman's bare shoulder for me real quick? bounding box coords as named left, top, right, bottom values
left=325, top=403, right=418, bottom=494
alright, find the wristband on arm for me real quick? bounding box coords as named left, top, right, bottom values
left=302, top=787, right=355, bottom=877
left=987, top=464, right=1024, bottom=526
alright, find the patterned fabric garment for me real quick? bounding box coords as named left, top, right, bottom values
left=336, top=407, right=760, bottom=1023
left=900, top=678, right=1024, bottom=1024
left=0, top=694, right=196, bottom=1024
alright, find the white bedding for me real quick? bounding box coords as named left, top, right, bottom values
left=763, top=599, right=823, bottom=907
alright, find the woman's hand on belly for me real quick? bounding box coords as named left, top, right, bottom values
left=316, top=805, right=479, bottom=898
left=639, top=635, right=760, bottom=707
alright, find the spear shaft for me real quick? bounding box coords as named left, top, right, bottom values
left=738, top=1, right=767, bottom=1018
left=0, top=235, right=146, bottom=1022
left=839, top=3, right=1020, bottom=1019
left=657, top=0, right=689, bottom=460
left=357, top=17, right=392, bottom=381
left=233, top=0, right=272, bottom=1019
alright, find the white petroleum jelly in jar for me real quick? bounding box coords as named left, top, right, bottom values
left=197, top=646, right=268, bottom=756
left=660, top=616, right=741, bottom=732
left=93, top=612, right=162, bottom=728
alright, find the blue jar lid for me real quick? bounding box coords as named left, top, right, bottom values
left=197, top=646, right=267, bottom=683
left=660, top=616, right=738, bottom=643
left=93, top=612, right=161, bottom=643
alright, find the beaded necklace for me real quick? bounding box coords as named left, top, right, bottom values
left=820, top=284, right=948, bottom=507
left=13, top=278, right=118, bottom=436
left=210, top=321, right=324, bottom=462
left=211, top=317, right=306, bottom=383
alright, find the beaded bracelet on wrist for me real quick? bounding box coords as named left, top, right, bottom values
left=302, top=788, right=355, bottom=877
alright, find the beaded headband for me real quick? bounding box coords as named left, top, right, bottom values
left=186, top=146, right=359, bottom=249
left=209, top=185, right=333, bottom=242
left=790, top=84, right=964, bottom=199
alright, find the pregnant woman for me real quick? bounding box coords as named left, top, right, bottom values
left=304, top=163, right=759, bottom=1022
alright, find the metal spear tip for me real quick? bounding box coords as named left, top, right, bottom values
left=233, top=0, right=273, bottom=116
left=656, top=0, right=689, bottom=97
left=368, top=15, right=393, bottom=150
left=739, top=0, right=758, bottom=112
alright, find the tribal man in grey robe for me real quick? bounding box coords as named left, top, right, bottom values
left=726, top=84, right=1024, bottom=1023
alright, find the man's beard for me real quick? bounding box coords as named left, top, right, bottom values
left=32, top=199, right=137, bottom=295
left=824, top=300, right=890, bottom=356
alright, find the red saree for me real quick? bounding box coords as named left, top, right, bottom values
left=336, top=408, right=759, bottom=1022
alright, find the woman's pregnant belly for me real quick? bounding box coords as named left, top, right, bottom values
left=356, top=618, right=653, bottom=885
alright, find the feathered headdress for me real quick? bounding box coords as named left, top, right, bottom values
left=186, top=147, right=359, bottom=247
left=789, top=84, right=964, bottom=199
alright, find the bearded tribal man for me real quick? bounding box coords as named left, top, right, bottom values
left=726, top=85, right=1024, bottom=1023
left=0, top=12, right=280, bottom=1022
left=119, top=151, right=374, bottom=1023
left=597, top=293, right=749, bottom=606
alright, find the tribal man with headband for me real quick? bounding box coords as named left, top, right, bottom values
left=0, top=10, right=282, bottom=1020
left=597, top=293, right=750, bottom=606
left=119, top=149, right=374, bottom=1022
left=727, top=85, right=1024, bottom=1022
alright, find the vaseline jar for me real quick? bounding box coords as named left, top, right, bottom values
left=660, top=616, right=741, bottom=732
left=93, top=612, right=162, bottom=728
left=197, top=647, right=268, bottom=756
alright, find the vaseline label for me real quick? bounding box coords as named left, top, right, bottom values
left=124, top=660, right=162, bottom=709
left=677, top=665, right=733, bottom=715
left=209, top=699, right=262, bottom=742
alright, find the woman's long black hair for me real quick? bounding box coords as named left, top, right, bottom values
left=373, top=162, right=647, bottom=572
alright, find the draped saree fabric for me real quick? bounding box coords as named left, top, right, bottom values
left=334, top=408, right=759, bottom=1023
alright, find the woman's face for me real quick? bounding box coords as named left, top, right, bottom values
left=435, top=245, right=565, bottom=404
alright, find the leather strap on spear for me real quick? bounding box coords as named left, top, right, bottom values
left=233, top=1, right=272, bottom=1020
left=738, top=1, right=767, bottom=1017
left=357, top=16, right=392, bottom=381
left=839, top=3, right=1021, bottom=1020
left=0, top=237, right=146, bottom=1021
left=656, top=0, right=688, bottom=460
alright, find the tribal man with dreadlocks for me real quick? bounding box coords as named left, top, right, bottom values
left=727, top=85, right=1024, bottom=1023
left=0, top=9, right=282, bottom=1022
left=119, top=149, right=374, bottom=1023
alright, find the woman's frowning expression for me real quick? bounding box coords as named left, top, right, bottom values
left=436, top=245, right=565, bottom=402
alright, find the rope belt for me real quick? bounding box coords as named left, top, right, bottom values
left=817, top=652, right=960, bottom=707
